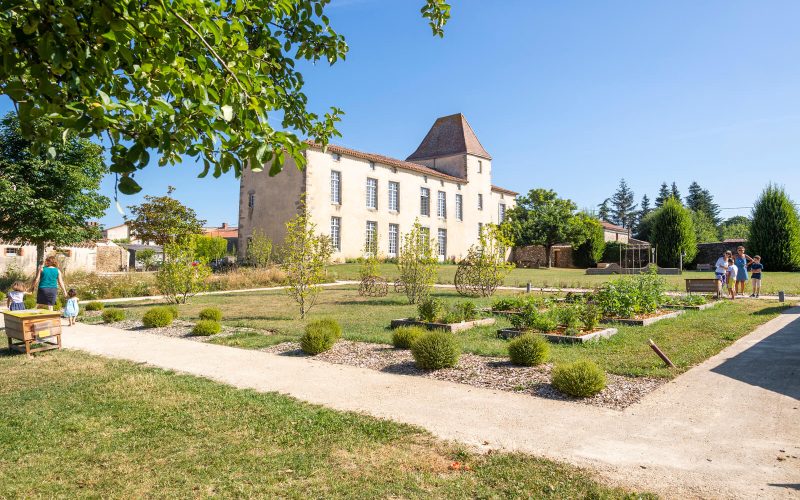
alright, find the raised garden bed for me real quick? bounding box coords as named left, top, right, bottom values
left=496, top=327, right=618, bottom=344
left=600, top=309, right=684, bottom=326
left=390, top=317, right=495, bottom=333
left=664, top=300, right=720, bottom=311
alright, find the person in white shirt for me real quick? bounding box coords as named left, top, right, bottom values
left=714, top=251, right=731, bottom=298
left=727, top=258, right=737, bottom=299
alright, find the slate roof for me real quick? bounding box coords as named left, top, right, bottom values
left=406, top=113, right=492, bottom=161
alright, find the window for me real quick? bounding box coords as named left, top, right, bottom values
left=478, top=222, right=483, bottom=237
left=477, top=193, right=483, bottom=210
left=498, top=203, right=506, bottom=222
left=369, top=161, right=376, bottom=170
left=478, top=160, right=483, bottom=173
left=365, top=221, right=377, bottom=254
left=4, top=247, right=19, bottom=256
left=366, top=178, right=378, bottom=209
left=248, top=192, right=255, bottom=208
left=331, top=217, right=341, bottom=251
left=420, top=187, right=430, bottom=216
left=420, top=226, right=430, bottom=246
left=388, top=181, right=399, bottom=212
left=331, top=171, right=341, bottom=204
left=437, top=229, right=447, bottom=258
left=437, top=191, right=446, bottom=218
left=455, top=194, right=463, bottom=221
left=332, top=153, right=341, bottom=162
left=388, top=224, right=399, bottom=256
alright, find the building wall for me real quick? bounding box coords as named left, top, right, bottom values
left=96, top=245, right=128, bottom=272
left=0, top=244, right=99, bottom=275
left=603, top=230, right=630, bottom=243
left=511, top=245, right=575, bottom=268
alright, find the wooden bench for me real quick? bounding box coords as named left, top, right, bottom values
left=685, top=278, right=719, bottom=296
left=696, top=263, right=713, bottom=271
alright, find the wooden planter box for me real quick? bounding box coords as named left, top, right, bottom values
left=600, top=309, right=685, bottom=327
left=3, top=310, right=63, bottom=357
left=496, top=327, right=618, bottom=343
left=664, top=301, right=720, bottom=311
left=390, top=317, right=495, bottom=333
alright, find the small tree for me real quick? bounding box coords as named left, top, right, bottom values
left=135, top=248, right=158, bottom=271
left=573, top=217, right=606, bottom=268
left=609, top=178, right=638, bottom=229
left=650, top=198, right=697, bottom=268
left=397, top=220, right=438, bottom=304
left=719, top=216, right=750, bottom=241
left=280, top=208, right=334, bottom=319
left=246, top=229, right=274, bottom=267
left=749, top=184, right=800, bottom=271
left=194, top=235, right=228, bottom=263
left=156, top=241, right=211, bottom=304
left=454, top=224, right=514, bottom=297
left=691, top=210, right=720, bottom=244
left=127, top=189, right=205, bottom=246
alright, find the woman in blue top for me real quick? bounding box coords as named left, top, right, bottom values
left=734, top=245, right=753, bottom=297
left=32, top=255, right=68, bottom=310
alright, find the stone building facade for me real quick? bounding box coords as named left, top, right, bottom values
left=238, top=114, right=517, bottom=262
left=0, top=240, right=127, bottom=275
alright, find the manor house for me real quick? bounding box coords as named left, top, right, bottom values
left=237, top=114, right=517, bottom=262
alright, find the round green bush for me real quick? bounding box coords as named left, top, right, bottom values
left=299, top=319, right=342, bottom=355
left=391, top=326, right=427, bottom=349
left=85, top=301, right=105, bottom=311
left=199, top=307, right=223, bottom=322
left=508, top=334, right=550, bottom=367
left=102, top=308, right=126, bottom=323
left=142, top=307, right=174, bottom=328
left=23, top=294, right=36, bottom=309
left=166, top=305, right=180, bottom=320
left=411, top=331, right=460, bottom=370
left=551, top=359, right=607, bottom=398
left=191, top=319, right=222, bottom=336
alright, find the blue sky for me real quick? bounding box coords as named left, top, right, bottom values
left=4, top=0, right=800, bottom=227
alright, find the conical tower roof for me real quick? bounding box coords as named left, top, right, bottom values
left=406, top=113, right=492, bottom=161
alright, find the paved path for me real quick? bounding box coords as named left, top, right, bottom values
left=56, top=308, right=800, bottom=498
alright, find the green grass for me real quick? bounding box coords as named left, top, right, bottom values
left=329, top=263, right=800, bottom=295
left=99, top=286, right=789, bottom=378
left=0, top=349, right=650, bottom=499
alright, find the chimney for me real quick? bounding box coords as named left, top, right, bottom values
left=221, top=222, right=228, bottom=229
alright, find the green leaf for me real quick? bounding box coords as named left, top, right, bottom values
left=118, top=175, right=143, bottom=195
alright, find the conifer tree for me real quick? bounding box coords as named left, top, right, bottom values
left=654, top=182, right=671, bottom=208
left=597, top=199, right=611, bottom=222
left=610, top=179, right=638, bottom=229
left=749, top=185, right=800, bottom=271
left=650, top=198, right=697, bottom=267
left=640, top=195, right=652, bottom=217
left=685, top=181, right=721, bottom=224
left=670, top=182, right=682, bottom=203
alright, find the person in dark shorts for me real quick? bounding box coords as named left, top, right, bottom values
left=749, top=255, right=764, bottom=298
left=714, top=251, right=731, bottom=298
left=32, top=255, right=68, bottom=310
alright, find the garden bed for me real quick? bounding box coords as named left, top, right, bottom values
left=600, top=309, right=684, bottom=327
left=664, top=301, right=720, bottom=311
left=390, top=317, right=495, bottom=332
left=260, top=340, right=665, bottom=410
left=496, top=327, right=619, bottom=343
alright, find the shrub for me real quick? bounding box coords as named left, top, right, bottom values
left=23, top=294, right=36, bottom=309
left=411, top=331, right=460, bottom=370
left=555, top=304, right=580, bottom=329
left=531, top=310, right=558, bottom=333
left=102, top=308, right=126, bottom=323
left=166, top=305, right=180, bottom=319
left=749, top=184, right=800, bottom=271
left=157, top=240, right=211, bottom=304
left=454, top=301, right=478, bottom=322
left=85, top=301, right=104, bottom=311
left=417, top=297, right=445, bottom=323
left=580, top=302, right=601, bottom=331
left=573, top=219, right=606, bottom=268
left=508, top=334, right=549, bottom=366
left=595, top=270, right=666, bottom=319
left=649, top=198, right=697, bottom=268
left=300, top=319, right=342, bottom=355
left=551, top=360, right=607, bottom=398
left=191, top=319, right=222, bottom=336
left=199, top=307, right=222, bottom=321
left=392, top=326, right=426, bottom=349
left=142, top=307, right=174, bottom=328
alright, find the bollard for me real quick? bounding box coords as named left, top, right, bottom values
left=779, top=291, right=785, bottom=303
left=526, top=282, right=531, bottom=293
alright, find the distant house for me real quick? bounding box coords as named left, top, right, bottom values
left=0, top=240, right=128, bottom=275
left=103, top=222, right=142, bottom=244
left=600, top=221, right=631, bottom=243
left=202, top=222, right=238, bottom=253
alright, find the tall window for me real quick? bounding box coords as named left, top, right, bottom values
left=420, top=187, right=430, bottom=216
left=248, top=192, right=255, bottom=208
left=365, top=221, right=377, bottom=254
left=437, top=229, right=447, bottom=258
left=478, top=160, right=483, bottom=173
left=331, top=171, right=341, bottom=204
left=331, top=217, right=341, bottom=251
left=498, top=203, right=506, bottom=222
left=366, top=178, right=377, bottom=209
left=388, top=181, right=399, bottom=212
left=478, top=222, right=483, bottom=237
left=437, top=191, right=446, bottom=218
left=477, top=193, right=483, bottom=210
left=455, top=194, right=463, bottom=221
left=388, top=223, right=399, bottom=256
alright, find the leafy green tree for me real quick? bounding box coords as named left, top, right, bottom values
left=719, top=216, right=750, bottom=241
left=649, top=198, right=697, bottom=268
left=157, top=240, right=211, bottom=304
left=749, top=185, right=800, bottom=271
left=246, top=228, right=273, bottom=267
left=634, top=210, right=657, bottom=242
left=690, top=210, right=720, bottom=243
left=280, top=205, right=334, bottom=318
left=609, top=178, right=638, bottom=229
left=127, top=190, right=205, bottom=246
left=685, top=181, right=720, bottom=224
left=193, top=235, right=227, bottom=263
left=397, top=220, right=438, bottom=304
left=1, top=0, right=451, bottom=194
left=573, top=217, right=606, bottom=268
left=135, top=248, right=158, bottom=271
left=505, top=189, right=591, bottom=268
left=0, top=114, right=108, bottom=267
left=654, top=182, right=671, bottom=208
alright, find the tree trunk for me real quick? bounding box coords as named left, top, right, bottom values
left=545, top=244, right=553, bottom=268
left=35, top=241, right=47, bottom=271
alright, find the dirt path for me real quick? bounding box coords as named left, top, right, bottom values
left=57, top=307, right=800, bottom=498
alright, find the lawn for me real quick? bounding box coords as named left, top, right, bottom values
left=328, top=263, right=800, bottom=295
left=0, top=348, right=650, bottom=499
left=97, top=286, right=789, bottom=378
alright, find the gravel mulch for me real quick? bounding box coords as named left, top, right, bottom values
left=261, top=340, right=666, bottom=410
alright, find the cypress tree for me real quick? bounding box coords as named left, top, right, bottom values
left=650, top=198, right=697, bottom=268
left=749, top=185, right=800, bottom=271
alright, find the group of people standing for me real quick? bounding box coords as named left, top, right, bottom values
left=5, top=256, right=80, bottom=326
left=715, top=246, right=764, bottom=299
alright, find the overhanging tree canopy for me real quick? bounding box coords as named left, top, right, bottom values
left=0, top=0, right=451, bottom=194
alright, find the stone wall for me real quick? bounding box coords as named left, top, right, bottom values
left=694, top=241, right=748, bottom=268
left=96, top=245, right=128, bottom=272
left=511, top=245, right=575, bottom=268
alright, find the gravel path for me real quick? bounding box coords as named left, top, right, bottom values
left=262, top=339, right=665, bottom=410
